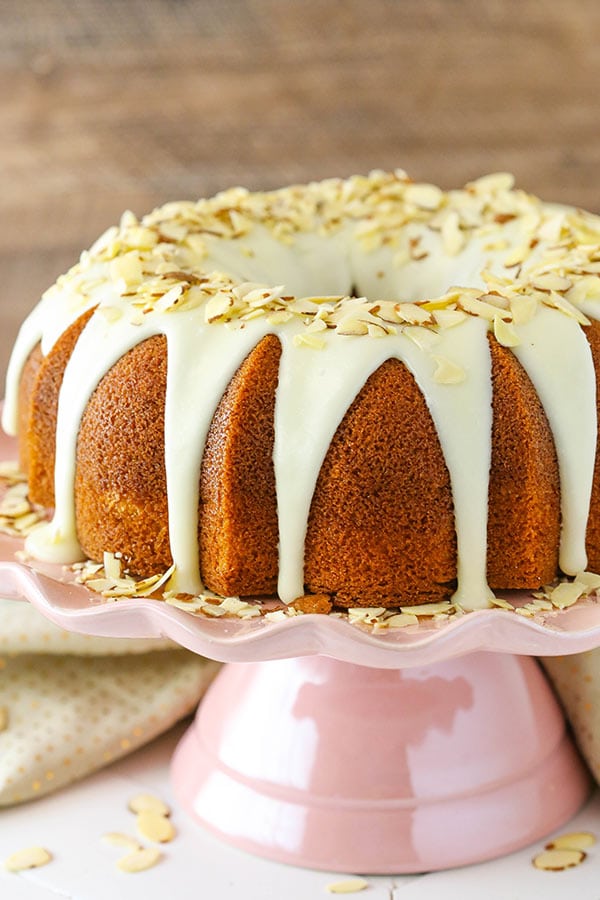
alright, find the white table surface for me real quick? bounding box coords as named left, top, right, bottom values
left=0, top=719, right=599, bottom=900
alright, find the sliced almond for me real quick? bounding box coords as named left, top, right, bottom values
left=103, top=551, right=122, bottom=581
left=384, top=613, right=419, bottom=628
left=399, top=601, right=453, bottom=616
left=530, top=597, right=553, bottom=610
left=4, top=846, right=52, bottom=872
left=538, top=211, right=565, bottom=242
left=267, top=309, right=294, bottom=325
left=335, top=316, right=369, bottom=336
left=204, top=290, right=234, bottom=323
left=432, top=355, right=466, bottom=385
left=532, top=848, right=585, bottom=871
left=306, top=317, right=328, bottom=334
left=532, top=273, right=573, bottom=292
left=326, top=877, right=369, bottom=894
left=503, top=242, right=531, bottom=268
left=128, top=793, right=171, bottom=817
left=509, top=293, right=539, bottom=325
left=136, top=809, right=176, bottom=844
left=348, top=607, right=387, bottom=623
left=0, top=706, right=8, bottom=732
left=458, top=294, right=503, bottom=321
left=469, top=172, right=515, bottom=194
left=393, top=302, right=432, bottom=325
left=575, top=571, right=600, bottom=592
left=264, top=610, right=289, bottom=622
left=366, top=322, right=390, bottom=338
left=490, top=596, right=516, bottom=611
left=516, top=607, right=537, bottom=618
left=478, top=292, right=510, bottom=310
left=549, top=581, right=586, bottom=609
left=102, top=832, right=141, bottom=850
left=0, top=461, right=26, bottom=482
left=117, top=846, right=162, bottom=874
left=292, top=332, right=327, bottom=350
left=124, top=225, right=158, bottom=251
left=567, top=275, right=600, bottom=305
left=546, top=831, right=596, bottom=851
left=110, top=251, right=144, bottom=288
left=0, top=497, right=31, bottom=517
left=441, top=211, right=465, bottom=256
left=404, top=182, right=443, bottom=210
left=433, top=308, right=467, bottom=330
left=542, top=290, right=591, bottom=326
left=493, top=315, right=521, bottom=348
left=401, top=324, right=440, bottom=352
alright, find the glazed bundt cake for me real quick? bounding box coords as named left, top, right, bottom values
left=4, top=170, right=600, bottom=611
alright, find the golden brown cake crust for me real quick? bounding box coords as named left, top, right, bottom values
left=75, top=335, right=172, bottom=573
left=304, top=357, right=457, bottom=607
left=487, top=336, right=560, bottom=588
left=199, top=334, right=281, bottom=596
left=23, top=309, right=95, bottom=508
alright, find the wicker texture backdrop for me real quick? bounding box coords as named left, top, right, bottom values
left=2, top=0, right=600, bottom=376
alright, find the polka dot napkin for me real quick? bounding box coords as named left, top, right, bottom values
left=0, top=599, right=220, bottom=805
left=0, top=597, right=177, bottom=655
left=542, top=652, right=600, bottom=782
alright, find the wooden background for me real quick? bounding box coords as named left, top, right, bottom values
left=2, top=0, right=600, bottom=379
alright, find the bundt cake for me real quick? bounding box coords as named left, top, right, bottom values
left=4, top=170, right=600, bottom=611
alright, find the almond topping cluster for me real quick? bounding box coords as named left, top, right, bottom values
left=39, top=171, right=600, bottom=361
left=68, top=551, right=600, bottom=628
left=0, top=467, right=46, bottom=538
left=73, top=552, right=175, bottom=599
left=102, top=792, right=175, bottom=874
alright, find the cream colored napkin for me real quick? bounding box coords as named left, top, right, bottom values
left=542, top=651, right=600, bottom=781
left=0, top=598, right=220, bottom=805
left=0, top=597, right=178, bottom=655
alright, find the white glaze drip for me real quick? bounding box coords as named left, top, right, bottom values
left=2, top=280, right=100, bottom=437
left=416, top=317, right=495, bottom=608
left=273, top=324, right=394, bottom=602
left=162, top=316, right=273, bottom=593
left=512, top=305, right=598, bottom=575
left=26, top=306, right=159, bottom=564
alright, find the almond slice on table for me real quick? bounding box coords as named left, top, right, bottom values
left=326, top=877, right=369, bottom=893
left=128, top=792, right=171, bottom=817
left=4, top=846, right=52, bottom=872
left=545, top=831, right=596, bottom=851
left=117, top=846, right=162, bottom=874
left=136, top=809, right=176, bottom=843
left=102, top=832, right=142, bottom=851
left=532, top=848, right=586, bottom=870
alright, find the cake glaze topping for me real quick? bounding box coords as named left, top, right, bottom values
left=4, top=170, right=600, bottom=609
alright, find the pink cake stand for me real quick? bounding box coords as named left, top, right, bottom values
left=0, top=434, right=599, bottom=873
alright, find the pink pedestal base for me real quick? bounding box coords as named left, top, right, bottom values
left=171, top=651, right=590, bottom=873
